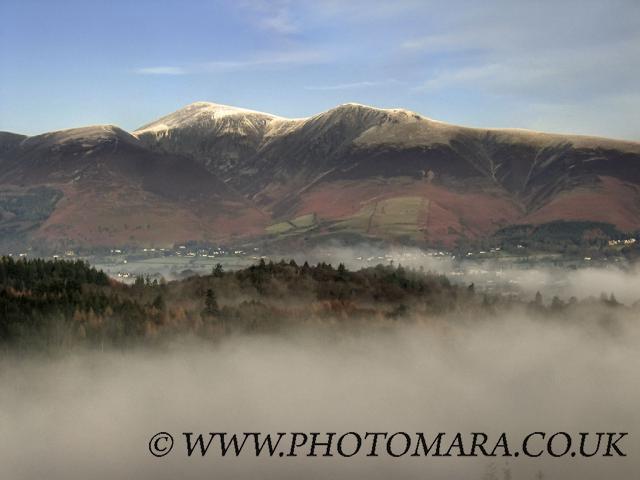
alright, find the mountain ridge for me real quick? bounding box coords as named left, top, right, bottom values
left=1, top=100, right=639, bottom=251
left=134, top=101, right=640, bottom=149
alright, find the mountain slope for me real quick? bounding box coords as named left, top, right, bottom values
left=1, top=101, right=639, bottom=251
left=135, top=102, right=640, bottom=246
left=0, top=124, right=268, bottom=250
left=135, top=102, right=299, bottom=177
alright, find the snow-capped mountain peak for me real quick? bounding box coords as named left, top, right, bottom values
left=134, top=101, right=293, bottom=136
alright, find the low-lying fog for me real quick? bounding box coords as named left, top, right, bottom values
left=2, top=248, right=640, bottom=479
left=291, top=245, right=640, bottom=304
left=99, top=244, right=640, bottom=305
left=1, top=309, right=638, bottom=479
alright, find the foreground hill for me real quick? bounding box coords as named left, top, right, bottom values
left=1, top=101, right=639, bottom=250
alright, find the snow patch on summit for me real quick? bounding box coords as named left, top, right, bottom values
left=135, top=102, right=290, bottom=135
left=134, top=101, right=308, bottom=140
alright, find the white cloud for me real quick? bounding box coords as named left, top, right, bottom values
left=239, top=0, right=300, bottom=35
left=527, top=94, right=640, bottom=141
left=199, top=50, right=328, bottom=72
left=304, top=79, right=401, bottom=91
left=259, top=8, right=299, bottom=34
left=414, top=36, right=640, bottom=101
left=134, top=49, right=328, bottom=76
left=134, top=66, right=187, bottom=76
left=401, top=30, right=499, bottom=52
left=299, top=0, right=430, bottom=21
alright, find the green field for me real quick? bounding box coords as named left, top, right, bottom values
left=332, top=196, right=429, bottom=241
left=266, top=213, right=318, bottom=235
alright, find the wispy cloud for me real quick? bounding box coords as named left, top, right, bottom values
left=401, top=2, right=640, bottom=103
left=259, top=8, right=299, bottom=34
left=239, top=0, right=300, bottom=35
left=402, top=33, right=474, bottom=52
left=134, top=66, right=187, bottom=76
left=200, top=50, right=327, bottom=72
left=294, top=0, right=429, bottom=22
left=304, top=80, right=401, bottom=91
left=413, top=37, right=640, bottom=101
left=134, top=49, right=328, bottom=76
left=398, top=2, right=640, bottom=139
left=527, top=93, right=640, bottom=140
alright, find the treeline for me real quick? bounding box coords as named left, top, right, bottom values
left=0, top=257, right=149, bottom=349
left=0, top=257, right=635, bottom=351
left=0, top=256, right=109, bottom=293
left=0, top=257, right=465, bottom=349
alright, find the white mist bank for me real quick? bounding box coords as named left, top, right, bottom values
left=93, top=244, right=640, bottom=307
left=1, top=311, right=638, bottom=480
left=289, top=245, right=640, bottom=305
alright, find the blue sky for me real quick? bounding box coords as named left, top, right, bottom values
left=1, top=0, right=639, bottom=140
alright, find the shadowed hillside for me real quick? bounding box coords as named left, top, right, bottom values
left=1, top=101, right=639, bottom=250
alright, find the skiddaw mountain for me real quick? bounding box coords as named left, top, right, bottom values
left=1, top=101, right=639, bottom=250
